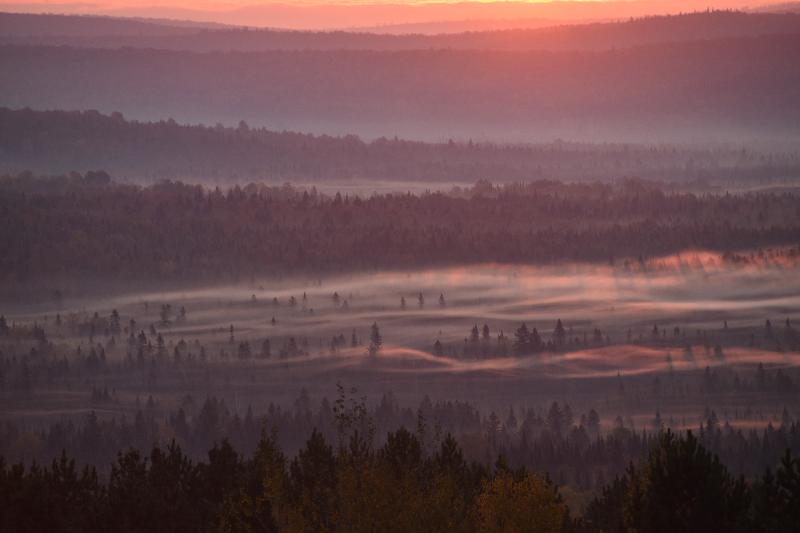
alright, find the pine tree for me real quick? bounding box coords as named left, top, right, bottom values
left=433, top=339, right=444, bottom=357
left=368, top=322, right=382, bottom=356
left=513, top=323, right=531, bottom=356
left=554, top=319, right=566, bottom=348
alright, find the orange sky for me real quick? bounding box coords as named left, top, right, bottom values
left=1, top=1, right=784, bottom=29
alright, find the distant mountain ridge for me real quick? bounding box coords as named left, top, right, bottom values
left=6, top=0, right=782, bottom=31
left=0, top=12, right=213, bottom=37
left=343, top=17, right=576, bottom=35
left=2, top=11, right=800, bottom=51
left=750, top=2, right=800, bottom=13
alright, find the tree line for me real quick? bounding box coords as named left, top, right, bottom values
left=3, top=388, right=799, bottom=491
left=2, top=108, right=799, bottom=184
left=1, top=424, right=799, bottom=532
left=2, top=173, right=799, bottom=281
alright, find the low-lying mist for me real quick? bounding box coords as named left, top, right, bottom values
left=4, top=250, right=798, bottom=413
left=3, top=247, right=799, bottom=488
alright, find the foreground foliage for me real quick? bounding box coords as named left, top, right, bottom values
left=1, top=428, right=799, bottom=532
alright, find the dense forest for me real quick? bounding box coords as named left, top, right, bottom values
left=2, top=34, right=799, bottom=141
left=2, top=11, right=799, bottom=52
left=2, top=423, right=799, bottom=532
left=3, top=108, right=800, bottom=184
left=1, top=172, right=798, bottom=280
left=3, top=380, right=799, bottom=482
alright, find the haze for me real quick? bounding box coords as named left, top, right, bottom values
left=1, top=3, right=800, bottom=531
left=3, top=0, right=792, bottom=29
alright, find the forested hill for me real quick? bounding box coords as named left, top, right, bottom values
left=2, top=173, right=798, bottom=281
left=2, top=11, right=800, bottom=51
left=2, top=108, right=799, bottom=185
left=2, top=35, right=799, bottom=142
left=0, top=12, right=217, bottom=38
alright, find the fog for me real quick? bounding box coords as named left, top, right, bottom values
left=3, top=250, right=798, bottom=433
left=12, top=250, right=794, bottom=344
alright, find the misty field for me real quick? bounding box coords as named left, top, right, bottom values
left=3, top=249, right=798, bottom=434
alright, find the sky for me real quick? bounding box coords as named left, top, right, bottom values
left=0, top=0, right=786, bottom=29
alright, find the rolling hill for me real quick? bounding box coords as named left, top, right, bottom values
left=1, top=11, right=799, bottom=51
left=1, top=34, right=798, bottom=143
